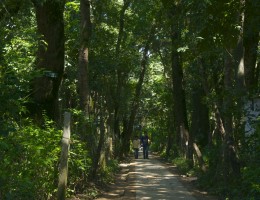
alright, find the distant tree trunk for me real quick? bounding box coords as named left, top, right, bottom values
left=223, top=50, right=235, bottom=181
left=199, top=60, right=227, bottom=173
left=199, top=59, right=216, bottom=147
left=223, top=49, right=234, bottom=136
left=256, top=61, right=260, bottom=87
left=193, top=143, right=206, bottom=172
left=166, top=111, right=175, bottom=157
left=161, top=0, right=192, bottom=160
left=171, top=29, right=191, bottom=160
left=190, top=85, right=210, bottom=148
left=243, top=0, right=260, bottom=93
left=78, top=0, right=92, bottom=114
left=89, top=102, right=105, bottom=180
left=158, top=50, right=177, bottom=157
left=78, top=0, right=97, bottom=175
left=234, top=26, right=245, bottom=90
left=121, top=26, right=155, bottom=156
left=113, top=0, right=130, bottom=158
left=31, top=0, right=65, bottom=122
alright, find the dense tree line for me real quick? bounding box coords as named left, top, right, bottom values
left=0, top=0, right=259, bottom=199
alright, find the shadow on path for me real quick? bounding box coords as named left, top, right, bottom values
left=96, top=152, right=218, bottom=200
left=133, top=153, right=196, bottom=200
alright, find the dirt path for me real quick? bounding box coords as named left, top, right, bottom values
left=96, top=153, right=218, bottom=200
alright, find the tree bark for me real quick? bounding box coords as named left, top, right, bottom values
left=159, top=54, right=176, bottom=158
left=223, top=49, right=234, bottom=137
left=166, top=108, right=175, bottom=157
left=31, top=0, right=65, bottom=122
left=193, top=143, right=206, bottom=172
left=223, top=49, right=235, bottom=182
left=161, top=0, right=192, bottom=160
left=113, top=0, right=130, bottom=157
left=243, top=0, right=260, bottom=93
left=171, top=29, right=191, bottom=159
left=78, top=0, right=92, bottom=114
left=190, top=85, right=210, bottom=148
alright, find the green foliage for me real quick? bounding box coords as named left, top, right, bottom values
left=0, top=119, right=62, bottom=199
left=0, top=3, right=38, bottom=133
left=172, top=157, right=193, bottom=175
left=238, top=122, right=260, bottom=199
left=68, top=135, right=92, bottom=195
left=0, top=117, right=93, bottom=199
left=240, top=166, right=260, bottom=200
left=195, top=129, right=260, bottom=199
left=97, top=159, right=120, bottom=184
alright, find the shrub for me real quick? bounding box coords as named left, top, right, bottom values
left=173, top=157, right=192, bottom=175
left=0, top=118, right=61, bottom=199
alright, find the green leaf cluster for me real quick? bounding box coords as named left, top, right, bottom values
left=0, top=119, right=61, bottom=199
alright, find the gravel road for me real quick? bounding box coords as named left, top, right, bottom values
left=134, top=153, right=196, bottom=200
left=96, top=152, right=217, bottom=200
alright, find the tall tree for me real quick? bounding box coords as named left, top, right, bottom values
left=243, top=0, right=260, bottom=93
left=31, top=0, right=65, bottom=122
left=78, top=0, right=92, bottom=114
left=162, top=0, right=192, bottom=159
left=113, top=0, right=130, bottom=157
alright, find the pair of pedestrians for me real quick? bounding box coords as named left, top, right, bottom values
left=133, top=133, right=150, bottom=159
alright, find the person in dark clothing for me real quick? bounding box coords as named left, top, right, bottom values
left=140, top=132, right=149, bottom=159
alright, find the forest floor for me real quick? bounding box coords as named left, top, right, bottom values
left=95, top=152, right=219, bottom=200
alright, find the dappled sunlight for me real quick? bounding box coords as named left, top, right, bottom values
left=133, top=154, right=196, bottom=200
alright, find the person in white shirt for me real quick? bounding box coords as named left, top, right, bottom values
left=133, top=136, right=140, bottom=159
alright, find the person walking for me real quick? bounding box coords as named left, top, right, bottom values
left=133, top=136, right=140, bottom=159
left=141, top=132, right=149, bottom=159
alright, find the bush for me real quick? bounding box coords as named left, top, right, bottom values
left=67, top=135, right=91, bottom=195
left=239, top=166, right=260, bottom=199
left=0, top=116, right=95, bottom=199
left=172, top=157, right=193, bottom=175
left=0, top=119, right=62, bottom=199
left=97, top=159, right=120, bottom=184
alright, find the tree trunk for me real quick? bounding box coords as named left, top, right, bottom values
left=78, top=0, right=92, bottom=114
left=193, top=143, right=206, bottom=172
left=160, top=56, right=176, bottom=158
left=161, top=0, right=192, bottom=160
left=166, top=111, right=175, bottom=157
left=189, top=80, right=209, bottom=171
left=190, top=85, right=210, bottom=148
left=223, top=49, right=235, bottom=182
left=256, top=61, right=260, bottom=87
left=243, top=0, right=260, bottom=93
left=234, top=28, right=246, bottom=90
left=121, top=26, right=155, bottom=156
left=31, top=0, right=65, bottom=122
left=223, top=49, right=234, bottom=136
left=171, top=29, right=191, bottom=159
left=113, top=0, right=130, bottom=158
